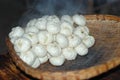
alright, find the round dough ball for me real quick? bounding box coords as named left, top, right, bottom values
left=61, top=15, right=73, bottom=25
left=83, top=36, right=95, bottom=48
left=9, top=26, right=24, bottom=38
left=47, top=43, right=61, bottom=57
left=38, top=31, right=53, bottom=45
left=47, top=15, right=60, bottom=24
left=35, top=17, right=47, bottom=30
left=60, top=22, right=73, bottom=36
left=14, top=37, right=31, bottom=52
left=32, top=44, right=47, bottom=57
left=47, top=15, right=61, bottom=34
left=20, top=50, right=36, bottom=66
left=62, top=47, right=77, bottom=60
left=23, top=32, right=38, bottom=45
left=74, top=26, right=89, bottom=39
left=49, top=54, right=65, bottom=66
left=73, top=14, right=86, bottom=26
left=47, top=23, right=60, bottom=34
left=75, top=43, right=88, bottom=56
left=56, top=33, right=69, bottom=48
left=68, top=34, right=81, bottom=47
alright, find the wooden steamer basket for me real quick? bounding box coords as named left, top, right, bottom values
left=6, top=15, right=120, bottom=80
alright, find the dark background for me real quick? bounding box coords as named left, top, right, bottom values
left=0, top=0, right=120, bottom=54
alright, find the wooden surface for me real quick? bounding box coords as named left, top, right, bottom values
left=0, top=53, right=120, bottom=80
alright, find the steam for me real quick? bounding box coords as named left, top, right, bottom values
left=19, top=0, right=88, bottom=27
left=35, top=0, right=87, bottom=15
left=18, top=0, right=119, bottom=27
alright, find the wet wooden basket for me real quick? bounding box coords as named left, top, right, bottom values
left=6, top=15, right=120, bottom=80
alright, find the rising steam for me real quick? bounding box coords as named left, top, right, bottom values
left=18, top=0, right=88, bottom=27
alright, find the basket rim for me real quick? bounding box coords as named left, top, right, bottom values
left=6, top=15, right=120, bottom=80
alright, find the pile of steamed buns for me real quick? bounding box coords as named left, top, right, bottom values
left=9, top=14, right=95, bottom=68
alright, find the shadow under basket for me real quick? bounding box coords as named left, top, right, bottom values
left=6, top=15, right=120, bottom=80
